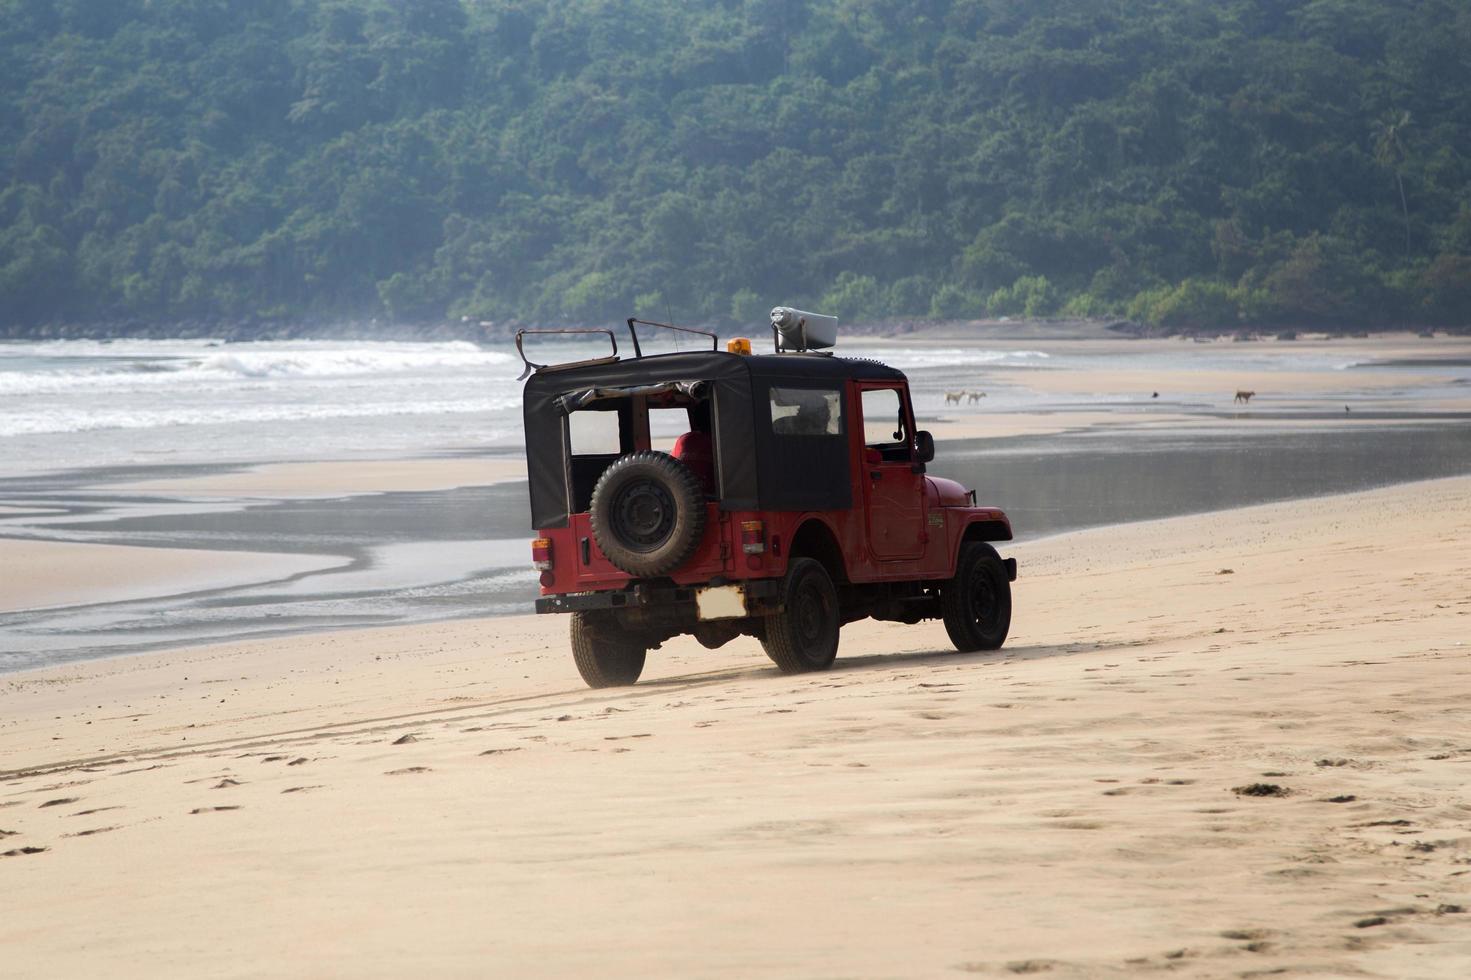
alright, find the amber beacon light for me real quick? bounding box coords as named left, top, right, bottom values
left=726, top=337, right=752, bottom=355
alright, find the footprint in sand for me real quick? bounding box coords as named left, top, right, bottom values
left=385, top=767, right=431, bottom=775
left=213, top=778, right=243, bottom=789
left=391, top=734, right=420, bottom=745
left=72, top=806, right=123, bottom=817
left=38, top=780, right=90, bottom=792
left=3, top=846, right=48, bottom=858
left=1001, top=959, right=1063, bottom=974
left=190, top=806, right=241, bottom=814
left=479, top=748, right=522, bottom=756
left=281, top=786, right=323, bottom=794
left=38, top=797, right=79, bottom=808
left=63, top=827, right=117, bottom=838
left=1233, top=783, right=1290, bottom=797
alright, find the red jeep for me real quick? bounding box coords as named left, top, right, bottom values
left=519, top=317, right=1017, bottom=688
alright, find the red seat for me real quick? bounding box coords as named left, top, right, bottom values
left=672, top=431, right=715, bottom=493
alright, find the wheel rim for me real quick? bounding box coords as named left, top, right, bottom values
left=969, top=565, right=998, bottom=627
left=793, top=579, right=833, bottom=648
left=610, top=479, right=676, bottom=552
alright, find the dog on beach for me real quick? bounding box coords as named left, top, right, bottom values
left=945, top=390, right=965, bottom=405
left=1234, top=390, right=1256, bottom=404
left=967, top=391, right=986, bottom=404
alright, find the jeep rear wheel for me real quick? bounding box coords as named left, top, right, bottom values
left=589, top=451, right=706, bottom=577
left=760, top=557, right=840, bottom=673
left=941, top=541, right=1011, bottom=652
left=571, top=611, right=647, bottom=688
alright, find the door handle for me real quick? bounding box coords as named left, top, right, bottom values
left=869, top=470, right=882, bottom=481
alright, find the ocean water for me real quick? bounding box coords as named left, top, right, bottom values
left=0, top=338, right=524, bottom=476
left=4, top=335, right=1454, bottom=477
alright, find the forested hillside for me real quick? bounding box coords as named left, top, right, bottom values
left=2, top=0, right=1469, bottom=333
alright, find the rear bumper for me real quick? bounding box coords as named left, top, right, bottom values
left=536, top=578, right=782, bottom=615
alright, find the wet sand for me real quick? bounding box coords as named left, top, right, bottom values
left=2, top=477, right=1469, bottom=977
left=0, top=539, right=343, bottom=613
left=1009, top=365, right=1459, bottom=397
left=6, top=421, right=1471, bottom=671
left=100, top=456, right=527, bottom=497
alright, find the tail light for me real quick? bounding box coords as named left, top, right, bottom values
left=740, top=520, right=765, bottom=555
left=531, top=537, right=553, bottom=570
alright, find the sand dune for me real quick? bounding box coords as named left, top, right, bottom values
left=3, top=476, right=1470, bottom=977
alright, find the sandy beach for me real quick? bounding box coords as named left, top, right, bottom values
left=4, top=332, right=1471, bottom=976
left=4, top=475, right=1470, bottom=978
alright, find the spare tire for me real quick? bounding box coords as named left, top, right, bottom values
left=589, top=450, right=707, bottom=576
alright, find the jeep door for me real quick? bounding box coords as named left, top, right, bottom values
left=856, top=383, right=926, bottom=561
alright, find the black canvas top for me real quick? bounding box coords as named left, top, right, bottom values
left=522, top=349, right=905, bottom=395
left=522, top=350, right=908, bottom=528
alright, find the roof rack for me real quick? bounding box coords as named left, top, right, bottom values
left=515, top=328, right=619, bottom=380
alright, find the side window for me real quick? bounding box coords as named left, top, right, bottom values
left=567, top=408, right=622, bottom=456
left=861, top=387, right=909, bottom=459
left=770, top=387, right=842, bottom=436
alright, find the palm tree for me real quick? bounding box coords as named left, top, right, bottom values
left=1373, top=111, right=1412, bottom=257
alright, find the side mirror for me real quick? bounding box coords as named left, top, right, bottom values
left=915, top=430, right=935, bottom=463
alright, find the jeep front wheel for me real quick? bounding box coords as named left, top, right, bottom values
left=571, top=611, right=647, bottom=688
left=941, top=541, right=1012, bottom=652
left=760, top=557, right=840, bottom=673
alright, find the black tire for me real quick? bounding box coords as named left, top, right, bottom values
left=941, top=541, right=1012, bottom=652
left=571, top=611, right=647, bottom=688
left=589, top=451, right=706, bottom=577
left=760, top=558, right=840, bottom=673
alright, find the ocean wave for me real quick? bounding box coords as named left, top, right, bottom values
left=0, top=340, right=518, bottom=394
left=0, top=394, right=521, bottom=437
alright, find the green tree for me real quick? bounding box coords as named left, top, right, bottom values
left=1372, top=110, right=1413, bottom=258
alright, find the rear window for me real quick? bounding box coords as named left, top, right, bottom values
left=769, top=387, right=841, bottom=436
left=567, top=407, right=622, bottom=455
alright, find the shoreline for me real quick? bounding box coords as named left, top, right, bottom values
left=6, top=331, right=1471, bottom=672
left=3, top=475, right=1469, bottom=976
left=4, top=451, right=1470, bottom=678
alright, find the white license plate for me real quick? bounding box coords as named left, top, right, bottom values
left=696, top=585, right=746, bottom=621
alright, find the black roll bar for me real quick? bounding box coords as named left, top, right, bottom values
left=625, top=318, right=718, bottom=358
left=514, top=328, right=619, bottom=380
